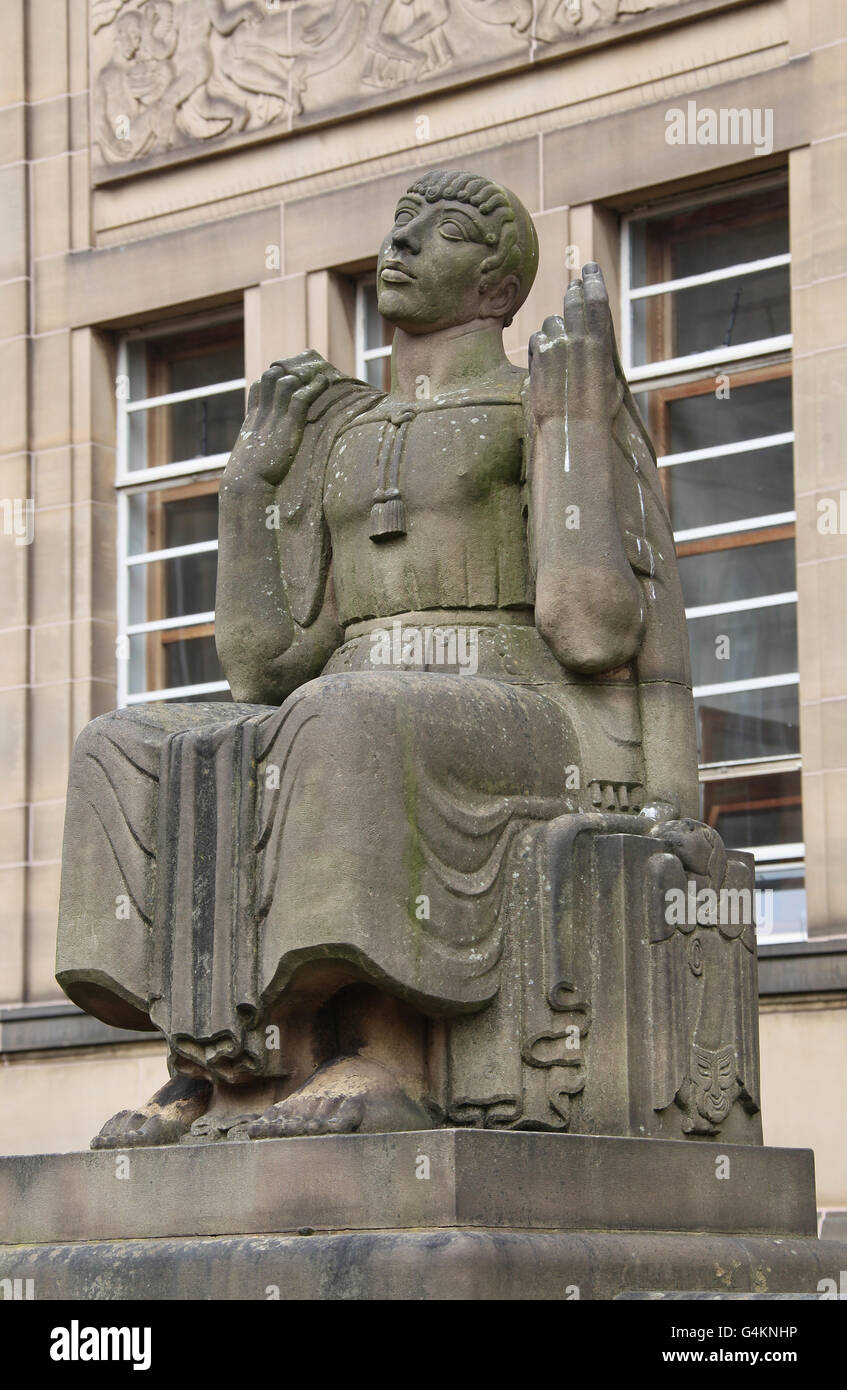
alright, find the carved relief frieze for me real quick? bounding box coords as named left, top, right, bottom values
left=89, top=0, right=685, bottom=177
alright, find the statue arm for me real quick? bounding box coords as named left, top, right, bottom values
left=526, top=265, right=645, bottom=674
left=215, top=354, right=344, bottom=704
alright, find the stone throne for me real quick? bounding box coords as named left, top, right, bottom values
left=6, top=169, right=839, bottom=1298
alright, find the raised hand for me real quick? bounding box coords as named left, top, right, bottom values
left=528, top=263, right=623, bottom=428
left=227, top=350, right=339, bottom=491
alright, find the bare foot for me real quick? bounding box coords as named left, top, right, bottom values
left=247, top=1056, right=435, bottom=1139
left=91, top=1075, right=212, bottom=1149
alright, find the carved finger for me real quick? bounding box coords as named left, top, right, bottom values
left=563, top=278, right=586, bottom=338
left=541, top=314, right=566, bottom=340
left=246, top=378, right=261, bottom=414
left=291, top=373, right=331, bottom=414
left=271, top=349, right=325, bottom=382
left=583, top=262, right=611, bottom=336
left=271, top=372, right=302, bottom=416
left=528, top=330, right=547, bottom=366
left=258, top=363, right=289, bottom=413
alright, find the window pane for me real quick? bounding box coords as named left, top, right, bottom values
left=128, top=490, right=218, bottom=558
left=167, top=341, right=243, bottom=394
left=631, top=264, right=790, bottom=367
left=678, top=539, right=796, bottom=608
left=663, top=376, right=792, bottom=453
left=665, top=444, right=794, bottom=533
left=688, top=602, right=797, bottom=687
left=125, top=328, right=244, bottom=471
left=363, top=354, right=391, bottom=390
left=128, top=387, right=243, bottom=470
left=129, top=550, right=217, bottom=625
left=755, top=864, right=806, bottom=940
left=164, top=635, right=222, bottom=691
left=629, top=187, right=788, bottom=290
left=700, top=769, right=802, bottom=851
left=363, top=282, right=391, bottom=352
left=695, top=685, right=799, bottom=762
left=127, top=631, right=224, bottom=696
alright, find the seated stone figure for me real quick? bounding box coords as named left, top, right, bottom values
left=56, top=169, right=760, bottom=1146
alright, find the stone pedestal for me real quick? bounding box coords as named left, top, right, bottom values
left=2, top=1131, right=844, bottom=1299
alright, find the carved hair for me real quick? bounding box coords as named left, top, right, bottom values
left=404, top=169, right=539, bottom=325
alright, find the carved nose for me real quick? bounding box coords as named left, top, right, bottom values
left=392, top=227, right=420, bottom=254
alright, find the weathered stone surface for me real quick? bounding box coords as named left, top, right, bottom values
left=0, top=1131, right=841, bottom=1301
left=0, top=1132, right=817, bottom=1245
left=3, top=1230, right=844, bottom=1301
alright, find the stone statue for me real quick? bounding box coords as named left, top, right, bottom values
left=56, top=170, right=761, bottom=1147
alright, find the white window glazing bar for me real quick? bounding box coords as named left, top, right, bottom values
left=125, top=680, right=230, bottom=705
left=626, top=335, right=793, bottom=382
left=627, top=253, right=791, bottom=302
left=126, top=538, right=218, bottom=567
left=685, top=591, right=797, bottom=620
left=126, top=611, right=216, bottom=636
left=116, top=483, right=129, bottom=711
left=116, top=339, right=130, bottom=709
left=116, top=454, right=230, bottom=490
left=124, top=378, right=245, bottom=413
left=674, top=511, right=795, bottom=543
left=355, top=281, right=367, bottom=381
left=617, top=214, right=631, bottom=375
left=699, top=754, right=802, bottom=776
left=362, top=346, right=392, bottom=361
left=693, top=672, right=799, bottom=699
left=659, top=432, right=794, bottom=468
left=746, top=843, right=805, bottom=864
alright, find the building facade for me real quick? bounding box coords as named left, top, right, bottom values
left=0, top=0, right=845, bottom=1227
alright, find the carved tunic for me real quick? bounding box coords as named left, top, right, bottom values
left=325, top=395, right=532, bottom=623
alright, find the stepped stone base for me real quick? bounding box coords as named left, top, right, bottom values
left=1, top=1131, right=844, bottom=1300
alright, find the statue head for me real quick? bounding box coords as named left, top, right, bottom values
left=376, top=170, right=539, bottom=335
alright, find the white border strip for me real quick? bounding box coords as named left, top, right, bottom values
left=627, top=336, right=793, bottom=382
left=659, top=432, right=794, bottom=468
left=674, top=511, right=795, bottom=543
left=116, top=453, right=229, bottom=490
left=125, top=680, right=230, bottom=704
left=693, top=672, right=799, bottom=698
left=627, top=254, right=791, bottom=301
left=126, top=611, right=216, bottom=636
left=125, top=378, right=245, bottom=413
left=126, top=539, right=218, bottom=567
left=686, top=591, right=797, bottom=620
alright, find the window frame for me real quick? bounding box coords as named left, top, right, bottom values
left=355, top=275, right=392, bottom=387
left=115, top=311, right=245, bottom=707
left=620, top=176, right=803, bottom=900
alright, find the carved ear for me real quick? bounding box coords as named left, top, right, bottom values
left=481, top=273, right=521, bottom=324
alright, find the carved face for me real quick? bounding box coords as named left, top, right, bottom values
left=376, top=194, right=513, bottom=334
left=115, top=13, right=144, bottom=60
left=690, top=1043, right=738, bottom=1124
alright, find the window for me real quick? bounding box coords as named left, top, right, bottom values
left=621, top=179, right=804, bottom=939
left=116, top=315, right=245, bottom=706
left=356, top=277, right=392, bottom=389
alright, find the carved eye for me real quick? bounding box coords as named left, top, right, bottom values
left=439, top=219, right=467, bottom=241
left=394, top=209, right=414, bottom=227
